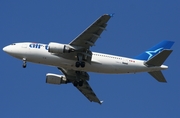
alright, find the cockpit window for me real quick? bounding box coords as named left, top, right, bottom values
left=11, top=43, right=16, bottom=45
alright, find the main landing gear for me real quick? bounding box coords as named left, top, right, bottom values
left=73, top=80, right=84, bottom=87
left=22, top=58, right=27, bottom=68
left=73, top=71, right=84, bottom=87
left=75, top=61, right=85, bottom=68
left=75, top=54, right=85, bottom=68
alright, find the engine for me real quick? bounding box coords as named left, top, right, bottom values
left=48, top=42, right=74, bottom=53
left=46, top=73, right=68, bottom=85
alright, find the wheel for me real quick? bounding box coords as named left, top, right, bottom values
left=73, top=81, right=78, bottom=87
left=80, top=62, right=85, bottom=68
left=22, top=58, right=27, bottom=68
left=23, top=64, right=26, bottom=68
left=76, top=71, right=80, bottom=74
left=75, top=61, right=80, bottom=67
left=78, top=80, right=83, bottom=87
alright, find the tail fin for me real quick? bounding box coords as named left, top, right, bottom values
left=145, top=49, right=173, bottom=82
left=145, top=49, right=173, bottom=66
left=135, top=40, right=174, bottom=60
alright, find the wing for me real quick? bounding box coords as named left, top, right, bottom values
left=58, top=68, right=103, bottom=104
left=76, top=80, right=103, bottom=104
left=69, top=14, right=113, bottom=49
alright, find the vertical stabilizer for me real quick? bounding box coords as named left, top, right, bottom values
left=145, top=50, right=173, bottom=66
left=135, top=40, right=174, bottom=60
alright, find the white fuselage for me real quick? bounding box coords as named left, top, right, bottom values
left=3, top=42, right=168, bottom=74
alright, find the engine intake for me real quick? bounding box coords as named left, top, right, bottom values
left=48, top=42, right=74, bottom=53
left=46, top=73, right=67, bottom=85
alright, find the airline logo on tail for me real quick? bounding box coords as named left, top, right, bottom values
left=135, top=40, right=174, bottom=61
left=145, top=48, right=163, bottom=60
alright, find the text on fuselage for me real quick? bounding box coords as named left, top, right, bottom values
left=29, top=43, right=48, bottom=50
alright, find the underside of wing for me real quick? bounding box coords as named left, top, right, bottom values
left=69, top=14, right=113, bottom=49
left=76, top=80, right=103, bottom=104
left=58, top=68, right=102, bottom=104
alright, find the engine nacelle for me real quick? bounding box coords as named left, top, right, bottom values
left=48, top=42, right=74, bottom=53
left=46, top=73, right=67, bottom=85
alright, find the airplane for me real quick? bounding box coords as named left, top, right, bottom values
left=3, top=14, right=174, bottom=104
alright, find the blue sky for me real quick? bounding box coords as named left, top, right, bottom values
left=0, top=0, right=180, bottom=117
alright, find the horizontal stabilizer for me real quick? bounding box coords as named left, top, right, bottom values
left=148, top=71, right=167, bottom=82
left=145, top=50, right=173, bottom=66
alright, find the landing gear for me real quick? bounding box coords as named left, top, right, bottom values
left=73, top=80, right=84, bottom=87
left=75, top=54, right=85, bottom=68
left=73, top=81, right=78, bottom=87
left=78, top=80, right=83, bottom=86
left=75, top=61, right=85, bottom=68
left=73, top=71, right=84, bottom=87
left=22, top=58, right=27, bottom=68
left=80, top=62, right=85, bottom=68
left=75, top=61, right=81, bottom=67
left=23, top=63, right=26, bottom=68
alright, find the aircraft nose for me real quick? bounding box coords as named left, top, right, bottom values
left=3, top=44, right=21, bottom=58
left=3, top=46, right=11, bottom=53
left=3, top=46, right=8, bottom=52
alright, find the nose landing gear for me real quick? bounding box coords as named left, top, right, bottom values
left=22, top=58, right=27, bottom=68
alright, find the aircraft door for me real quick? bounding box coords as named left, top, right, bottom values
left=122, top=58, right=128, bottom=65
left=22, top=44, right=27, bottom=48
left=21, top=44, right=29, bottom=56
